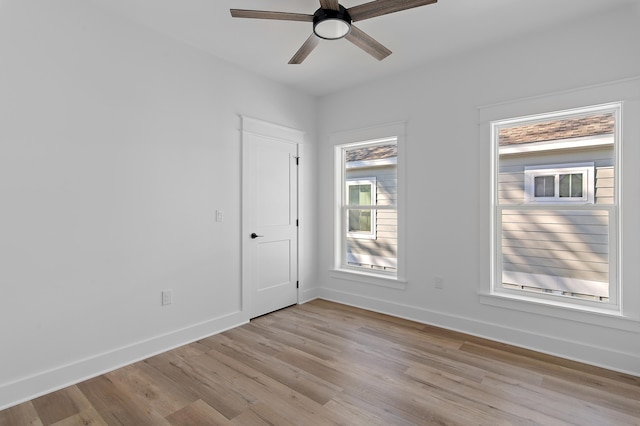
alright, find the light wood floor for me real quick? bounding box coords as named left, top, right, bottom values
left=2, top=299, right=639, bottom=425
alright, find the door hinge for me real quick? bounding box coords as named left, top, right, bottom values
left=295, top=156, right=300, bottom=166
left=296, top=219, right=299, bottom=227
left=296, top=281, right=299, bottom=289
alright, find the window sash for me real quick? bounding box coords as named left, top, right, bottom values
left=495, top=204, right=618, bottom=309
left=559, top=174, right=583, bottom=198
left=346, top=178, right=377, bottom=238
left=338, top=139, right=398, bottom=275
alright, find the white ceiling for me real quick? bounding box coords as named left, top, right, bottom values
left=87, top=0, right=638, bottom=97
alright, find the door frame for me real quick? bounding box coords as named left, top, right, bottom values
left=240, top=116, right=303, bottom=319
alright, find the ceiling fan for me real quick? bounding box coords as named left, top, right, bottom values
left=230, top=0, right=437, bottom=64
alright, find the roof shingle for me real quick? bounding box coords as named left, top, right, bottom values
left=499, top=113, right=614, bottom=146
left=346, top=144, right=397, bottom=162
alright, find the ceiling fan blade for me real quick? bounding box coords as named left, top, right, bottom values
left=289, top=34, right=320, bottom=64
left=230, top=9, right=314, bottom=22
left=319, top=0, right=340, bottom=11
left=347, top=0, right=437, bottom=22
left=345, top=25, right=391, bottom=61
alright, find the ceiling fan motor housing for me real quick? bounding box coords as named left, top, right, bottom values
left=313, top=5, right=352, bottom=40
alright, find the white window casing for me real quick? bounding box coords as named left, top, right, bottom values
left=330, top=122, right=407, bottom=288
left=478, top=77, right=640, bottom=331
left=488, top=101, right=625, bottom=317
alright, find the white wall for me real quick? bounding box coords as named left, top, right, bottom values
left=317, top=5, right=640, bottom=375
left=0, top=0, right=317, bottom=409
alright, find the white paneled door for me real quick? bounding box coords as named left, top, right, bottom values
left=242, top=117, right=301, bottom=319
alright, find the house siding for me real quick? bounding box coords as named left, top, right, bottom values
left=501, top=209, right=609, bottom=296
left=498, top=147, right=614, bottom=205
left=498, top=146, right=613, bottom=295
left=346, top=165, right=397, bottom=270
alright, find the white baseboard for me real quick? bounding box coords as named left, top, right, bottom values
left=299, top=286, right=321, bottom=304
left=318, top=287, right=640, bottom=377
left=0, top=311, right=247, bottom=411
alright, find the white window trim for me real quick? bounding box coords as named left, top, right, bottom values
left=479, top=89, right=640, bottom=332
left=331, top=122, right=407, bottom=288
left=476, top=76, right=640, bottom=329
left=499, top=134, right=614, bottom=155
left=346, top=157, right=397, bottom=169
left=524, top=162, right=595, bottom=204
left=346, top=178, right=377, bottom=239
left=492, top=104, right=619, bottom=312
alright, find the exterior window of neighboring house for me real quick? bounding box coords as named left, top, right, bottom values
left=346, top=178, right=377, bottom=238
left=337, top=139, right=398, bottom=276
left=492, top=103, right=620, bottom=310
left=524, top=163, right=595, bottom=204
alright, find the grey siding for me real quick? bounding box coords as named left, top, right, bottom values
left=498, top=146, right=613, bottom=295
left=595, top=166, right=614, bottom=204
left=346, top=165, right=397, bottom=270
left=498, top=146, right=614, bottom=205
left=501, top=209, right=609, bottom=282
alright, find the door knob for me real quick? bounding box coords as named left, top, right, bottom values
left=251, top=232, right=264, bottom=239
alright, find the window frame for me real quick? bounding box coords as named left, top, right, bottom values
left=490, top=102, right=622, bottom=314
left=524, top=162, right=595, bottom=204
left=330, top=122, right=407, bottom=288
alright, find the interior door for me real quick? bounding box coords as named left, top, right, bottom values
left=242, top=117, right=300, bottom=319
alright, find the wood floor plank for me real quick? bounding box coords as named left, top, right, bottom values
left=76, top=375, right=171, bottom=426
left=201, top=348, right=351, bottom=426
left=32, top=386, right=91, bottom=425
left=323, top=395, right=416, bottom=426
left=481, top=373, right=640, bottom=426
left=230, top=402, right=297, bottom=426
left=542, top=375, right=640, bottom=418
left=0, top=401, right=43, bottom=426
left=143, top=351, right=250, bottom=420
left=461, top=341, right=640, bottom=401
left=3, top=300, right=639, bottom=425
left=31, top=386, right=89, bottom=425
left=405, top=363, right=572, bottom=425
left=245, top=321, right=338, bottom=361
left=49, top=407, right=107, bottom=426
left=165, top=399, right=232, bottom=426
left=205, top=328, right=343, bottom=406
left=106, top=362, right=198, bottom=418
left=276, top=344, right=475, bottom=425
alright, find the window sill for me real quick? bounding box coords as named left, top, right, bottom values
left=330, top=269, right=407, bottom=290
left=479, top=292, right=640, bottom=333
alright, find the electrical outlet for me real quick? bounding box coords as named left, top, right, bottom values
left=215, top=210, right=224, bottom=222
left=162, top=290, right=173, bottom=306
left=434, top=276, right=444, bottom=290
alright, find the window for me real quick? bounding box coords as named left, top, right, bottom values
left=330, top=122, right=406, bottom=287
left=346, top=178, right=377, bottom=238
left=524, top=163, right=595, bottom=204
left=338, top=141, right=397, bottom=275
left=331, top=122, right=405, bottom=287
left=491, top=103, right=620, bottom=311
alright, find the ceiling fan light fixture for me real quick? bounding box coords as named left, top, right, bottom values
left=313, top=6, right=352, bottom=40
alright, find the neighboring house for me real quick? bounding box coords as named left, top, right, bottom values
left=345, top=144, right=397, bottom=272
left=498, top=113, right=615, bottom=300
